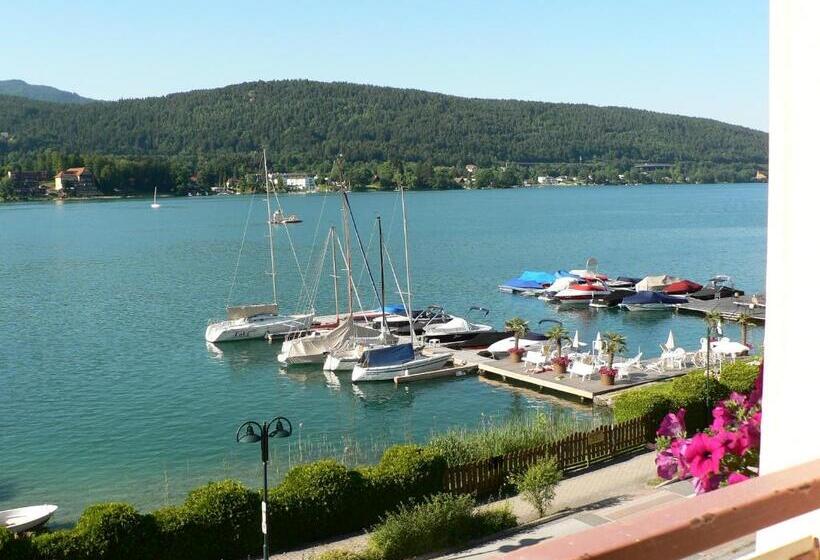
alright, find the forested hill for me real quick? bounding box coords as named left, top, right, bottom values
left=0, top=79, right=95, bottom=105
left=0, top=80, right=766, bottom=167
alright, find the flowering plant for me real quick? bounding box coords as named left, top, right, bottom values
left=655, top=364, right=762, bottom=493
left=551, top=356, right=570, bottom=367
left=598, top=366, right=617, bottom=377
left=508, top=347, right=526, bottom=356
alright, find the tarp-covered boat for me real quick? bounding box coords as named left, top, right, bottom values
left=663, top=279, right=703, bottom=295
left=635, top=275, right=682, bottom=292
left=620, top=291, right=688, bottom=311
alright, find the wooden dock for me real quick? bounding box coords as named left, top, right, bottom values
left=677, top=295, right=765, bottom=323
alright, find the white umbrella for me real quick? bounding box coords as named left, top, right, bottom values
left=665, top=330, right=676, bottom=351
left=593, top=331, right=602, bottom=354
left=572, top=330, right=586, bottom=349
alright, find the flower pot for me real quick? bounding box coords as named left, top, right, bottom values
left=510, top=352, right=522, bottom=363
left=601, top=375, right=615, bottom=386
left=553, top=363, right=566, bottom=375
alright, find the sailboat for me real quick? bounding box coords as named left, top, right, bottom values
left=150, top=187, right=161, bottom=209
left=351, top=188, right=453, bottom=382
left=205, top=151, right=314, bottom=343
left=278, top=188, right=392, bottom=364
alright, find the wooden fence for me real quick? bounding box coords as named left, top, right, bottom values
left=442, top=415, right=655, bottom=496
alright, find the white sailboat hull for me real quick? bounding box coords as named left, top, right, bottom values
left=1, top=504, right=58, bottom=533
left=351, top=352, right=452, bottom=382
left=205, top=313, right=314, bottom=343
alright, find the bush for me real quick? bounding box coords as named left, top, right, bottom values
left=74, top=503, right=152, bottom=560
left=510, top=458, right=563, bottom=517
left=719, top=361, right=760, bottom=394
left=313, top=549, right=376, bottom=560
left=31, top=530, right=87, bottom=560
left=0, top=527, right=33, bottom=560
left=364, top=444, right=446, bottom=512
left=270, top=460, right=367, bottom=548
left=368, top=494, right=515, bottom=560
left=612, top=383, right=674, bottom=424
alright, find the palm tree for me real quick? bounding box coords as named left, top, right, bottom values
left=704, top=309, right=723, bottom=332
left=602, top=332, right=627, bottom=368
left=736, top=312, right=754, bottom=347
left=504, top=317, right=529, bottom=352
left=545, top=325, right=570, bottom=359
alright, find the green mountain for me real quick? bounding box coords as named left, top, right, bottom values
left=0, top=79, right=95, bottom=105
left=0, top=80, right=767, bottom=197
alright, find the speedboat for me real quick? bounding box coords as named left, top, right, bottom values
left=548, top=279, right=610, bottom=304
left=1, top=504, right=58, bottom=533
left=371, top=305, right=452, bottom=335
left=589, top=288, right=635, bottom=308
left=690, top=276, right=744, bottom=300
left=498, top=271, right=555, bottom=294
left=351, top=343, right=452, bottom=382
left=537, top=276, right=577, bottom=301
left=619, top=291, right=688, bottom=311
left=484, top=331, right=548, bottom=358
left=662, top=279, right=703, bottom=295
left=606, top=276, right=641, bottom=289
left=205, top=305, right=314, bottom=342
left=634, top=275, right=682, bottom=292
left=421, top=307, right=510, bottom=349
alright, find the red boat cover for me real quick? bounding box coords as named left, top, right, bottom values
left=663, top=280, right=703, bottom=294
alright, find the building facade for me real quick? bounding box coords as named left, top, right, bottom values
left=54, top=167, right=99, bottom=196
left=7, top=170, right=51, bottom=197
left=276, top=173, right=317, bottom=192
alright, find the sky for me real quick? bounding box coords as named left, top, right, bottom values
left=3, top=0, right=768, bottom=130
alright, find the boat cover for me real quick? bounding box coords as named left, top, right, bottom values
left=553, top=269, right=578, bottom=278
left=635, top=275, right=682, bottom=292
left=281, top=319, right=382, bottom=360
left=362, top=343, right=414, bottom=367
left=616, top=276, right=641, bottom=284
left=546, top=276, right=576, bottom=293
left=383, top=304, right=407, bottom=314
left=500, top=278, right=546, bottom=290
left=519, top=271, right=556, bottom=284
left=663, top=280, right=703, bottom=294
left=622, top=291, right=687, bottom=305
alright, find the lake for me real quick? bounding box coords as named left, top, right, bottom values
left=0, top=183, right=767, bottom=523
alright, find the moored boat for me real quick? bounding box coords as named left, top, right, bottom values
left=619, top=290, right=688, bottom=311
left=0, top=504, right=58, bottom=533
left=351, top=343, right=452, bottom=381
left=689, top=276, right=744, bottom=300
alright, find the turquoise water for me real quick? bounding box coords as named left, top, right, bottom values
left=0, top=184, right=766, bottom=523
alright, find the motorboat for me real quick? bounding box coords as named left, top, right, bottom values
left=634, top=275, right=682, bottom=292
left=484, top=331, right=549, bottom=358
left=689, top=276, right=744, bottom=300
left=351, top=343, right=452, bottom=382
left=606, top=276, right=641, bottom=289
left=498, top=271, right=555, bottom=294
left=619, top=291, right=688, bottom=311
left=662, top=279, right=703, bottom=295
left=371, top=305, right=452, bottom=335
left=1, top=504, right=58, bottom=533
left=206, top=305, right=314, bottom=342
left=589, top=288, right=635, bottom=308
left=537, top=276, right=577, bottom=301
left=421, top=307, right=510, bottom=349
left=270, top=209, right=302, bottom=224
left=550, top=279, right=610, bottom=303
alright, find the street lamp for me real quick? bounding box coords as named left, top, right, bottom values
left=236, top=416, right=292, bottom=560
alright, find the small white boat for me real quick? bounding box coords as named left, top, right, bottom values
left=1, top=504, right=58, bottom=533
left=205, top=305, right=314, bottom=342
left=270, top=209, right=302, bottom=224
left=150, top=187, right=161, bottom=209
left=351, top=343, right=452, bottom=382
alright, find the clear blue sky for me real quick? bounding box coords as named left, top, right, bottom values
left=4, top=0, right=768, bottom=130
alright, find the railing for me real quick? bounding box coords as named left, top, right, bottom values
left=442, top=415, right=654, bottom=496
left=499, top=458, right=820, bottom=560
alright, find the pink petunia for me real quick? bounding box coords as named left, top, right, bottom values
left=727, top=472, right=749, bottom=485
left=710, top=404, right=732, bottom=431
left=693, top=474, right=723, bottom=494
left=658, top=408, right=687, bottom=438
left=722, top=429, right=750, bottom=456
left=656, top=450, right=679, bottom=480
left=683, top=433, right=726, bottom=479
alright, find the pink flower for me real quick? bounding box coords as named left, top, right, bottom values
left=683, top=433, right=726, bottom=479
left=722, top=429, right=751, bottom=456
left=748, top=362, right=764, bottom=405
left=729, top=392, right=748, bottom=408
left=657, top=408, right=687, bottom=439
left=656, top=450, right=679, bottom=480
left=693, top=474, right=723, bottom=494
left=727, top=472, right=749, bottom=485
left=710, top=404, right=732, bottom=431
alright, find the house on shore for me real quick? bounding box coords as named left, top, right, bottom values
left=54, top=167, right=99, bottom=197
left=7, top=170, right=51, bottom=197
left=275, top=173, right=317, bottom=192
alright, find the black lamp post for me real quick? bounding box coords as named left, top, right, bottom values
left=236, top=417, right=292, bottom=560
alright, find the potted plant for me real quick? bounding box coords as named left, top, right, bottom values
left=545, top=324, right=570, bottom=374
left=504, top=317, right=529, bottom=363
left=600, top=332, right=627, bottom=385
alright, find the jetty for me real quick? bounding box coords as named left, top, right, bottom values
left=677, top=294, right=765, bottom=323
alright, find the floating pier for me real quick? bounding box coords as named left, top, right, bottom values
left=677, top=295, right=765, bottom=323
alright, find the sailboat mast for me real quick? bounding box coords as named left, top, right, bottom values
left=341, top=186, right=353, bottom=318
left=377, top=216, right=387, bottom=334
left=262, top=149, right=277, bottom=305
left=400, top=186, right=416, bottom=346
left=330, top=226, right=340, bottom=324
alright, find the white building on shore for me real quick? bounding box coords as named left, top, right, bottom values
left=273, top=173, right=317, bottom=192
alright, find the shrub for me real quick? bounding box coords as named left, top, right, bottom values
left=612, top=383, right=674, bottom=424
left=364, top=444, right=446, bottom=512
left=719, top=361, right=760, bottom=394
left=0, top=526, right=33, bottom=560
left=74, top=502, right=152, bottom=560
left=31, top=530, right=87, bottom=560
left=510, top=458, right=563, bottom=517
left=368, top=494, right=515, bottom=560
left=313, top=549, right=377, bottom=560
left=182, top=480, right=259, bottom=559
left=666, top=371, right=730, bottom=431
left=270, top=460, right=367, bottom=548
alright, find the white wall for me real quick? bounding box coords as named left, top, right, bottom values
left=757, top=0, right=820, bottom=551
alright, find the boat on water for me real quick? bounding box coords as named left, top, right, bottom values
left=498, top=271, right=555, bottom=294
left=150, top=187, right=161, bottom=209
left=662, top=279, right=703, bottom=295
left=351, top=343, right=452, bottom=381
left=634, top=274, right=681, bottom=292
left=270, top=209, right=302, bottom=224
left=205, top=151, right=314, bottom=343
left=420, top=307, right=509, bottom=349
left=589, top=288, right=636, bottom=308
left=370, top=305, right=453, bottom=335
left=690, top=276, right=744, bottom=300
left=549, top=279, right=610, bottom=304
left=1, top=504, right=58, bottom=533
left=606, top=276, right=641, bottom=289
left=619, top=290, right=688, bottom=311
left=483, top=331, right=549, bottom=358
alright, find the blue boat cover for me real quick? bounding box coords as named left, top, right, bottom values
left=362, top=343, right=415, bottom=367
left=622, top=291, right=687, bottom=305
left=500, top=278, right=546, bottom=290
left=519, top=270, right=556, bottom=284
left=383, top=304, right=407, bottom=314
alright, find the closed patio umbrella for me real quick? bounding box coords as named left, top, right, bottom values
left=665, top=330, right=676, bottom=350
left=593, top=331, right=603, bottom=355
left=572, top=330, right=586, bottom=349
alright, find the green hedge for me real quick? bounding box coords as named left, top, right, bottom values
left=613, top=361, right=759, bottom=431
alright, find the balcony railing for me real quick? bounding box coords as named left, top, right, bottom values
left=500, top=458, right=820, bottom=560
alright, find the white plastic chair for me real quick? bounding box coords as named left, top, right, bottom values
left=523, top=351, right=548, bottom=372
left=613, top=352, right=643, bottom=380
left=568, top=360, right=595, bottom=381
